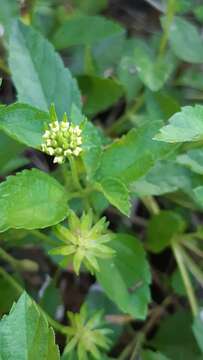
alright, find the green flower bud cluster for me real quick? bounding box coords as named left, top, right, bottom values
left=50, top=210, right=115, bottom=275
left=41, top=114, right=82, bottom=164
left=64, top=305, right=112, bottom=360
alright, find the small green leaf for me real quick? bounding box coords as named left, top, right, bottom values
left=193, top=187, right=203, bottom=208
left=52, top=14, right=124, bottom=49
left=0, top=168, right=68, bottom=232
left=0, top=292, right=60, bottom=359
left=168, top=16, right=203, bottom=63
left=147, top=211, right=186, bottom=253
left=133, top=41, right=174, bottom=91
left=9, top=20, right=81, bottom=118
left=154, top=105, right=203, bottom=143
left=192, top=312, right=203, bottom=353
left=0, top=103, right=49, bottom=149
left=78, top=75, right=124, bottom=116
left=177, top=149, right=203, bottom=175
left=97, top=233, right=151, bottom=320
left=97, top=177, right=131, bottom=216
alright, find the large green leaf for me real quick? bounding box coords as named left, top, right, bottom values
left=0, top=169, right=68, bottom=232
left=154, top=105, right=203, bottom=143
left=96, top=233, right=151, bottom=319
left=0, top=292, right=60, bottom=360
left=52, top=14, right=124, bottom=49
left=168, top=16, right=203, bottom=63
left=0, top=103, right=49, bottom=149
left=9, top=20, right=81, bottom=118
left=147, top=211, right=186, bottom=253
left=95, top=121, right=176, bottom=186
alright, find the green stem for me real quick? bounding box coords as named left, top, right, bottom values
left=0, top=266, right=68, bottom=335
left=0, top=247, right=38, bottom=272
left=68, top=156, right=83, bottom=192
left=129, top=332, right=145, bottom=360
left=142, top=196, right=160, bottom=215
left=107, top=92, right=144, bottom=136
left=182, top=248, right=203, bottom=286
left=182, top=240, right=203, bottom=259
left=172, top=241, right=198, bottom=317
left=158, top=0, right=176, bottom=57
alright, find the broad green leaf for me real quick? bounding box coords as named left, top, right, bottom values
left=147, top=211, right=186, bottom=253
left=95, top=121, right=177, bottom=186
left=145, top=91, right=180, bottom=120
left=141, top=350, right=171, bottom=360
left=193, top=312, right=203, bottom=353
left=0, top=131, right=25, bottom=172
left=96, top=233, right=151, bottom=320
left=9, top=20, right=81, bottom=118
left=0, top=103, right=49, bottom=149
left=131, top=160, right=192, bottom=196
left=177, top=149, right=203, bottom=175
left=0, top=292, right=60, bottom=359
left=0, top=168, right=68, bottom=232
left=167, top=16, right=203, bottom=63
left=154, top=105, right=203, bottom=143
left=97, top=177, right=130, bottom=216
left=78, top=75, right=124, bottom=115
left=133, top=41, right=174, bottom=91
left=151, top=310, right=202, bottom=360
left=52, top=14, right=124, bottom=49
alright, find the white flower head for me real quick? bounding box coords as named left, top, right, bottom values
left=41, top=108, right=83, bottom=164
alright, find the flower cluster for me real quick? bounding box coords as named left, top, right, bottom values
left=41, top=115, right=82, bottom=164
left=64, top=306, right=112, bottom=360
left=50, top=210, right=115, bottom=275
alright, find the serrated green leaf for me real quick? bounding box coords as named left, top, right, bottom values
left=154, top=105, right=203, bottom=143
left=95, top=121, right=177, bottom=186
left=78, top=75, right=124, bottom=116
left=167, top=16, right=203, bottom=63
left=0, top=292, right=60, bottom=360
left=147, top=210, right=186, bottom=253
left=52, top=14, right=124, bottom=49
left=0, top=103, right=49, bottom=149
left=96, top=233, right=151, bottom=320
left=97, top=177, right=130, bottom=216
left=9, top=20, right=81, bottom=118
left=0, top=168, right=68, bottom=232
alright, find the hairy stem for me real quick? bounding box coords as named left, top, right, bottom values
left=172, top=241, right=198, bottom=317
left=158, top=0, right=176, bottom=57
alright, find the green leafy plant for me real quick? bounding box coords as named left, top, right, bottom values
left=1, top=0, right=203, bottom=359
